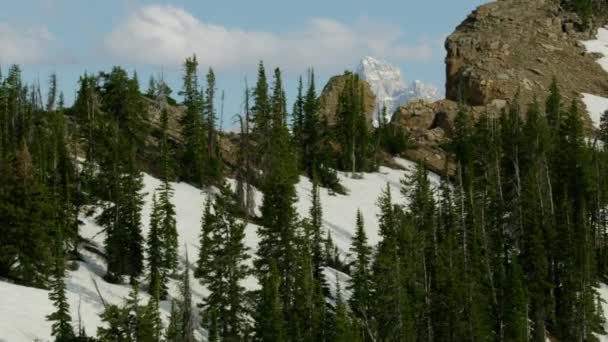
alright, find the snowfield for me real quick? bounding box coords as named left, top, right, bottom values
left=582, top=27, right=608, bottom=73
left=0, top=158, right=436, bottom=342
left=582, top=93, right=608, bottom=129
left=2, top=157, right=608, bottom=341
left=582, top=27, right=608, bottom=128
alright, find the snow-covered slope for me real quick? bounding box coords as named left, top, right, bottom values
left=581, top=27, right=608, bottom=128
left=0, top=158, right=437, bottom=342
left=356, top=56, right=442, bottom=121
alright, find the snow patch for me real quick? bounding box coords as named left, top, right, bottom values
left=582, top=27, right=608, bottom=73
left=582, top=93, right=608, bottom=128
left=0, top=158, right=439, bottom=341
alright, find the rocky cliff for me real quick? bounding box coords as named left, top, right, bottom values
left=445, top=0, right=608, bottom=108
left=318, top=74, right=377, bottom=124
left=392, top=0, right=608, bottom=176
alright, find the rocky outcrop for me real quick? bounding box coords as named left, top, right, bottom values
left=319, top=74, right=376, bottom=123
left=392, top=99, right=507, bottom=176
left=392, top=0, right=608, bottom=176
left=445, top=0, right=608, bottom=108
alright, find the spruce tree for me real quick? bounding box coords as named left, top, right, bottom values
left=254, top=261, right=286, bottom=342
left=256, top=67, right=299, bottom=328
left=157, top=177, right=178, bottom=276
left=146, top=193, right=167, bottom=299
left=180, top=252, right=196, bottom=342
left=348, top=209, right=372, bottom=340
left=47, top=258, right=75, bottom=341
left=199, top=186, right=250, bottom=341
left=179, top=55, right=206, bottom=185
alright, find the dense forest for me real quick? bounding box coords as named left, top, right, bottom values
left=1, top=57, right=608, bottom=342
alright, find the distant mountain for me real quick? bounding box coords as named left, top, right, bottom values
left=356, top=56, right=442, bottom=121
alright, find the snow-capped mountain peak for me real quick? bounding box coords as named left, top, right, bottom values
left=356, top=56, right=442, bottom=121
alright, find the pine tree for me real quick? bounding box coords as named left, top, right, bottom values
left=256, top=67, right=299, bottom=328
left=179, top=55, right=206, bottom=185
left=333, top=276, right=359, bottom=342
left=251, top=61, right=272, bottom=179
left=308, top=179, right=327, bottom=290
left=503, top=258, right=529, bottom=342
left=348, top=210, right=372, bottom=340
left=165, top=300, right=182, bottom=342
left=255, top=261, right=286, bottom=342
left=180, top=251, right=196, bottom=342
left=199, top=186, right=250, bottom=341
left=292, top=222, right=326, bottom=342
left=292, top=76, right=305, bottom=163
left=98, top=137, right=145, bottom=282
left=599, top=109, right=608, bottom=145
left=47, top=257, right=75, bottom=341
left=370, top=184, right=414, bottom=341
left=301, top=69, right=320, bottom=178
left=157, top=177, right=178, bottom=276
left=203, top=67, right=222, bottom=184
left=147, top=193, right=167, bottom=299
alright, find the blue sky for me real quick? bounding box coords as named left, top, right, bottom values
left=1, top=0, right=486, bottom=121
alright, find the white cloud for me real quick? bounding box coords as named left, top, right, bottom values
left=0, top=24, right=55, bottom=64
left=104, top=5, right=434, bottom=72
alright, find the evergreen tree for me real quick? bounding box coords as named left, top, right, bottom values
left=251, top=61, right=272, bottom=179
left=599, top=109, right=608, bottom=145
left=301, top=69, right=320, bottom=178
left=179, top=55, right=206, bottom=185
left=333, top=276, right=359, bottom=342
left=292, top=76, right=305, bottom=162
left=199, top=186, right=251, bottom=341
left=254, top=261, right=286, bottom=342
left=370, top=184, right=414, bottom=341
left=47, top=257, right=75, bottom=341
left=256, top=67, right=299, bottom=330
left=146, top=193, right=167, bottom=299
left=348, top=210, right=372, bottom=340
left=157, top=176, right=178, bottom=275
left=165, top=300, right=182, bottom=342
left=203, top=67, right=222, bottom=184
left=97, top=135, right=145, bottom=282
left=180, top=252, right=196, bottom=342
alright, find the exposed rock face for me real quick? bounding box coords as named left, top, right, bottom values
left=445, top=0, right=608, bottom=107
left=391, top=0, right=608, bottom=176
left=392, top=99, right=507, bottom=176
left=318, top=74, right=376, bottom=123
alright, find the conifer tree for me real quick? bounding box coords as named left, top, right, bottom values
left=165, top=300, right=182, bottom=342
left=147, top=193, right=167, bottom=298
left=599, top=110, right=608, bottom=145
left=203, top=67, right=222, bottom=184
left=292, top=222, right=326, bottom=342
left=157, top=176, right=178, bottom=275
left=301, top=69, right=320, bottom=178
left=179, top=55, right=206, bottom=185
left=47, top=257, right=75, bottom=341
left=333, top=276, right=359, bottom=342
left=255, top=261, right=286, bottom=342
left=308, top=179, right=327, bottom=290
left=98, top=136, right=145, bottom=282
left=180, top=252, right=196, bottom=342
left=199, top=186, right=250, bottom=341
left=256, top=67, right=299, bottom=325
left=348, top=210, right=372, bottom=340
left=251, top=61, right=272, bottom=178
left=292, top=76, right=305, bottom=162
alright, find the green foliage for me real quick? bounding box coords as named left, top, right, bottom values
left=377, top=122, right=411, bottom=156
left=198, top=186, right=251, bottom=341
left=47, top=258, right=75, bottom=341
